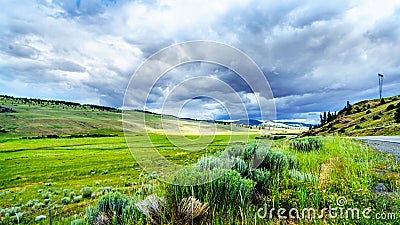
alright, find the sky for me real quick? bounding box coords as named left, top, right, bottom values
left=1, top=0, right=400, bottom=124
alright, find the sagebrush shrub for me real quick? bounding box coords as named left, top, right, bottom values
left=86, top=192, right=133, bottom=225
left=286, top=153, right=299, bottom=170
left=233, top=158, right=249, bottom=176
left=73, top=195, right=83, bottom=203
left=252, top=168, right=271, bottom=190
left=261, top=150, right=289, bottom=173
left=167, top=169, right=255, bottom=217
left=223, top=145, right=244, bottom=158
left=287, top=169, right=317, bottom=183
left=61, top=197, right=71, bottom=205
left=242, top=142, right=258, bottom=161
left=80, top=187, right=93, bottom=198
left=291, top=137, right=323, bottom=152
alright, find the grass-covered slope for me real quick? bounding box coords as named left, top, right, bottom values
left=304, top=95, right=400, bottom=136
left=0, top=95, right=123, bottom=137
left=0, top=95, right=254, bottom=138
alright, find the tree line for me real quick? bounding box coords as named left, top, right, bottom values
left=0, top=95, right=121, bottom=112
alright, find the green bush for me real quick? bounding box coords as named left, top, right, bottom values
left=232, top=158, right=249, bottom=176
left=286, top=153, right=299, bottom=170
left=387, top=104, right=396, bottom=111
left=196, top=155, right=236, bottom=171
left=395, top=107, right=400, bottom=123
left=252, top=168, right=271, bottom=190
left=25, top=199, right=39, bottom=207
left=41, top=191, right=51, bottom=199
left=253, top=143, right=270, bottom=167
left=223, top=145, right=243, bottom=158
left=372, top=115, right=381, bottom=120
left=85, top=192, right=143, bottom=225
left=242, top=142, right=258, bottom=161
left=61, top=197, right=71, bottom=205
left=291, top=137, right=323, bottom=152
left=167, top=169, right=255, bottom=218
left=80, top=187, right=93, bottom=198
left=287, top=169, right=317, bottom=183
left=73, top=195, right=83, bottom=203
left=71, top=219, right=85, bottom=225
left=261, top=150, right=289, bottom=174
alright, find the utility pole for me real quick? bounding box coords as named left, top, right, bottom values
left=49, top=206, right=53, bottom=225
left=378, top=73, right=384, bottom=100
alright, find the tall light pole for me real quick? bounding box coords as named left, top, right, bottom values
left=378, top=73, right=384, bottom=100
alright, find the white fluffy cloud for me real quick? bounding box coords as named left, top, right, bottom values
left=1, top=0, right=400, bottom=122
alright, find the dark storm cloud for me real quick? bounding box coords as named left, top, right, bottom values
left=2, top=43, right=39, bottom=59
left=1, top=0, right=400, bottom=122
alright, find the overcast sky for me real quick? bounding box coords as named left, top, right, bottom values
left=1, top=0, right=400, bottom=123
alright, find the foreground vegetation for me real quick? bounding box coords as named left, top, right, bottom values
left=2, top=136, right=399, bottom=224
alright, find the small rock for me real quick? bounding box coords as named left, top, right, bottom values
left=373, top=183, right=388, bottom=194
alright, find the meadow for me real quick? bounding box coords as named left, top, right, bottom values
left=1, top=135, right=399, bottom=224
left=1, top=96, right=399, bottom=224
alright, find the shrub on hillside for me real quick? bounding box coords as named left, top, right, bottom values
left=387, top=104, right=396, bottom=111
left=61, top=197, right=71, bottom=205
left=167, top=169, right=255, bottom=217
left=287, top=154, right=299, bottom=170
left=395, top=108, right=400, bottom=123
left=261, top=150, right=289, bottom=173
left=252, top=169, right=271, bottom=190
left=73, top=195, right=83, bottom=203
left=291, top=137, right=323, bottom=152
left=80, top=187, right=93, bottom=198
left=287, top=170, right=317, bottom=183
left=25, top=199, right=39, bottom=207
left=242, top=142, right=258, bottom=161
left=232, top=158, right=249, bottom=176
left=372, top=115, right=381, bottom=120
left=223, top=145, right=243, bottom=158
left=85, top=192, right=142, bottom=225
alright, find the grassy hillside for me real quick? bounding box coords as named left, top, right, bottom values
left=304, top=95, right=400, bottom=136
left=0, top=96, right=123, bottom=137
left=0, top=95, right=261, bottom=138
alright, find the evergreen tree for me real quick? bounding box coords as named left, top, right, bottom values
left=395, top=107, right=400, bottom=123
left=327, top=111, right=332, bottom=123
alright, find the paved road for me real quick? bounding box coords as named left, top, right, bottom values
left=355, top=136, right=400, bottom=161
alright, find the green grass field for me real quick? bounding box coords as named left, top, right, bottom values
left=1, top=96, right=400, bottom=224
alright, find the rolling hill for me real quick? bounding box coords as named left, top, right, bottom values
left=0, top=95, right=260, bottom=138
left=303, top=95, right=400, bottom=136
